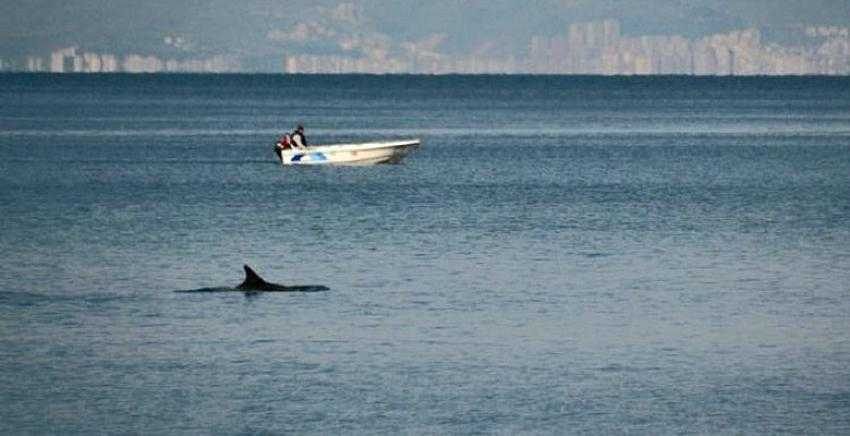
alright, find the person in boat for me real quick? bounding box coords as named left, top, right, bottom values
left=291, top=124, right=308, bottom=148
left=274, top=133, right=293, bottom=161
left=275, top=133, right=292, bottom=149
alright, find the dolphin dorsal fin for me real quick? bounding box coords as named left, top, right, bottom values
left=239, top=265, right=267, bottom=289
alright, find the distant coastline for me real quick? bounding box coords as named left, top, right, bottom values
left=3, top=20, right=849, bottom=76
left=2, top=72, right=850, bottom=78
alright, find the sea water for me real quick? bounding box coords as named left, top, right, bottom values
left=1, top=74, right=849, bottom=434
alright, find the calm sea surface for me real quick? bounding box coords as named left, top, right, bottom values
left=1, top=74, right=849, bottom=434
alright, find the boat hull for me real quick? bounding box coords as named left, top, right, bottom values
left=277, top=139, right=419, bottom=166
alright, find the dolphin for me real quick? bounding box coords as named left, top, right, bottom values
left=237, top=265, right=329, bottom=293
left=175, top=265, right=329, bottom=294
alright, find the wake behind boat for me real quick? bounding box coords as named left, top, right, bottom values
left=274, top=138, right=420, bottom=165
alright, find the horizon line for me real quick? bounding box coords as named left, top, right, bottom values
left=2, top=71, right=850, bottom=78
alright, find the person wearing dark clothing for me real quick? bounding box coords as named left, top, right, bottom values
left=291, top=124, right=308, bottom=148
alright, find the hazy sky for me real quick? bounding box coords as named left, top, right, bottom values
left=3, top=0, right=849, bottom=70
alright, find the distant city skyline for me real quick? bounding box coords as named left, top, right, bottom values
left=2, top=1, right=850, bottom=75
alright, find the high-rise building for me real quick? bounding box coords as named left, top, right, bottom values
left=26, top=56, right=44, bottom=72
left=50, top=47, right=78, bottom=72
left=602, top=20, right=620, bottom=47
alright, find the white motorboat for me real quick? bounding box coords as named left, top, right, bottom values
left=275, top=139, right=420, bottom=166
